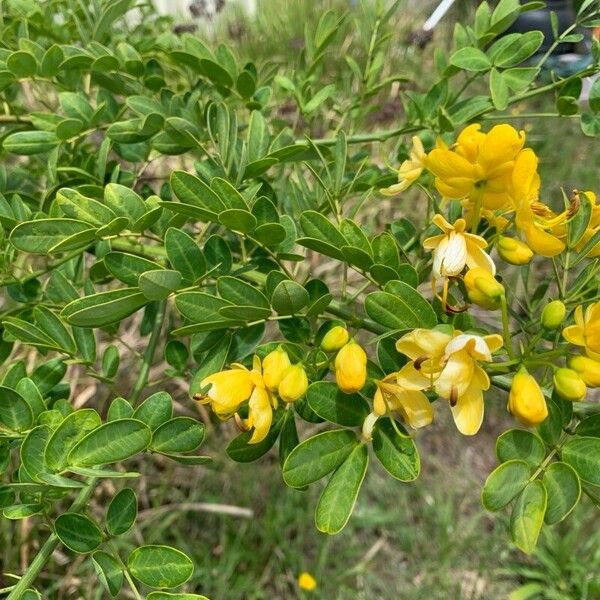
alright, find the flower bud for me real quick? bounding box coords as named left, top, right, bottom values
left=508, top=368, right=548, bottom=426
left=262, top=346, right=291, bottom=392
left=541, top=300, right=566, bottom=330
left=568, top=355, right=600, bottom=387
left=278, top=364, right=308, bottom=402
left=553, top=367, right=587, bottom=401
left=335, top=341, right=367, bottom=394
left=497, top=236, right=533, bottom=265
left=320, top=325, right=350, bottom=352
left=464, top=268, right=504, bottom=310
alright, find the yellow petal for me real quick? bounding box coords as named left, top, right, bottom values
left=563, top=325, right=585, bottom=347
left=450, top=381, right=484, bottom=436
left=247, top=386, right=273, bottom=444
left=200, top=369, right=254, bottom=416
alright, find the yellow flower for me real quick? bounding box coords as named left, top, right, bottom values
left=373, top=370, right=434, bottom=429
left=434, top=333, right=503, bottom=435
left=199, top=366, right=254, bottom=418
left=395, top=327, right=453, bottom=385
left=335, top=340, right=367, bottom=393
left=278, top=364, right=308, bottom=402
left=553, top=368, right=587, bottom=402
left=463, top=267, right=504, bottom=310
left=198, top=356, right=276, bottom=444
left=246, top=382, right=274, bottom=444
left=424, top=214, right=495, bottom=279
left=262, top=346, right=291, bottom=391
left=508, top=368, right=548, bottom=426
left=563, top=302, right=600, bottom=360
left=568, top=355, right=600, bottom=387
left=511, top=149, right=566, bottom=257
left=298, top=572, right=317, bottom=592
left=496, top=236, right=533, bottom=265
left=426, top=123, right=525, bottom=211
left=320, top=325, right=349, bottom=352
left=380, top=136, right=427, bottom=195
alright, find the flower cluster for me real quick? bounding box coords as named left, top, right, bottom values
left=383, top=124, right=598, bottom=261
left=197, top=348, right=308, bottom=443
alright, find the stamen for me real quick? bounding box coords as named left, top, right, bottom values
left=449, top=386, right=458, bottom=407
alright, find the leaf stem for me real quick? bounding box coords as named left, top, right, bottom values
left=6, top=479, right=97, bottom=600
left=129, top=300, right=166, bottom=406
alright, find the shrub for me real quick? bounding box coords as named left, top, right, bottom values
left=0, top=0, right=599, bottom=597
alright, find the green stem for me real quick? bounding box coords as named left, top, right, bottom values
left=129, top=300, right=166, bottom=406
left=0, top=114, right=32, bottom=124
left=500, top=294, right=516, bottom=360
left=6, top=479, right=97, bottom=600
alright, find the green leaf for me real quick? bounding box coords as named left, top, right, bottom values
left=590, top=77, right=600, bottom=113
left=581, top=113, right=600, bottom=137
left=372, top=418, right=420, bottom=481
left=61, top=288, right=148, bottom=327
left=104, top=252, right=163, bottom=286
left=45, top=409, right=102, bottom=471
left=488, top=31, right=544, bottom=67
left=315, top=443, right=368, bottom=534
left=298, top=211, right=347, bottom=261
left=68, top=419, right=151, bottom=467
left=364, top=287, right=437, bottom=331
left=107, top=397, right=134, bottom=421
left=20, top=425, right=51, bottom=481
left=175, top=291, right=232, bottom=321
left=247, top=110, right=270, bottom=162
left=170, top=171, right=225, bottom=219
left=15, top=378, right=46, bottom=420
left=138, top=270, right=182, bottom=300
left=271, top=280, right=310, bottom=315
left=34, top=306, right=76, bottom=354
left=0, top=386, right=33, bottom=432
left=59, top=92, right=94, bottom=122
left=92, top=551, right=124, bottom=597
left=93, top=0, right=133, bottom=41
left=7, top=50, right=37, bottom=77
left=127, top=545, right=194, bottom=588
left=489, top=68, right=509, bottom=110
left=104, top=184, right=145, bottom=222
left=55, top=188, right=116, bottom=226
left=165, top=228, right=206, bottom=284
left=510, top=480, right=547, bottom=554
left=150, top=417, right=205, bottom=453
left=481, top=459, right=531, bottom=511
left=575, top=414, right=600, bottom=436
left=542, top=462, right=581, bottom=525
left=4, top=504, right=44, bottom=519
left=562, top=436, right=600, bottom=485
left=133, top=392, right=173, bottom=431
left=218, top=208, right=257, bottom=233
left=449, top=47, right=491, bottom=72
left=282, top=429, right=358, bottom=488
left=107, top=487, right=137, bottom=536
left=496, top=429, right=545, bottom=467
left=54, top=513, right=104, bottom=553
left=568, top=191, right=593, bottom=248
left=305, top=381, right=369, bottom=427
left=217, top=276, right=270, bottom=309
left=10, top=218, right=91, bottom=254
left=3, top=130, right=59, bottom=155
left=211, top=178, right=248, bottom=211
